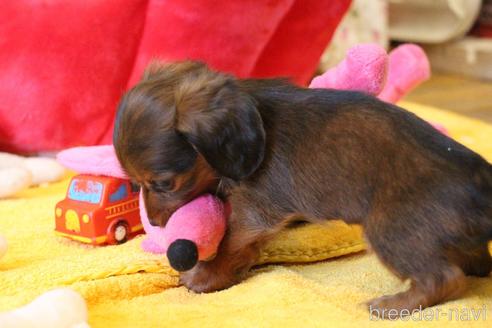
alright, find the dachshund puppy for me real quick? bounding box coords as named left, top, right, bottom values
left=114, top=61, right=492, bottom=316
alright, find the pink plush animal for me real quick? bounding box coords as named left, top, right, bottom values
left=310, top=43, right=430, bottom=102
left=310, top=43, right=389, bottom=95
left=58, top=43, right=439, bottom=272
left=378, top=44, right=431, bottom=103
left=311, top=43, right=447, bottom=135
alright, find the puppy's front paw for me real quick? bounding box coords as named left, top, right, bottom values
left=367, top=296, right=406, bottom=320
left=367, top=292, right=422, bottom=320
left=179, top=261, right=240, bottom=293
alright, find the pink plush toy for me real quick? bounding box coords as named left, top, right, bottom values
left=58, top=43, right=439, bottom=272
left=140, top=192, right=231, bottom=271
left=310, top=43, right=430, bottom=102
left=311, top=43, right=448, bottom=135
left=57, top=146, right=228, bottom=272
left=310, top=43, right=389, bottom=95
left=378, top=44, right=431, bottom=104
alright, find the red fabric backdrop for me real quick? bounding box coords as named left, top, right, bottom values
left=0, top=0, right=350, bottom=153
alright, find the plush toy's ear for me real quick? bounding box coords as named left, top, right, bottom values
left=177, top=80, right=266, bottom=181
left=57, top=145, right=127, bottom=178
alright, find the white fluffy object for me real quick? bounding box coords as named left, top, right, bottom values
left=0, top=168, right=32, bottom=198
left=0, top=153, right=25, bottom=169
left=24, top=157, right=66, bottom=185
left=0, top=288, right=89, bottom=328
left=0, top=152, right=65, bottom=198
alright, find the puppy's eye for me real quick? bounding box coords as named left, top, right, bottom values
left=149, top=179, right=175, bottom=193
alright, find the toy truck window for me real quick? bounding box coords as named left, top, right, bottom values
left=109, top=184, right=128, bottom=203
left=68, top=179, right=103, bottom=204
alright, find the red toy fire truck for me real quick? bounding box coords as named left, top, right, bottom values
left=55, top=174, right=143, bottom=245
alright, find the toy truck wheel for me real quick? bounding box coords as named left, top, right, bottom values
left=108, top=221, right=129, bottom=245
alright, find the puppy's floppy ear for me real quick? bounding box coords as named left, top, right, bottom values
left=176, top=79, right=265, bottom=181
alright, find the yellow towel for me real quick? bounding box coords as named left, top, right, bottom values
left=1, top=102, right=491, bottom=327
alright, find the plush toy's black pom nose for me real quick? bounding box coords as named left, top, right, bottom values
left=167, top=239, right=198, bottom=272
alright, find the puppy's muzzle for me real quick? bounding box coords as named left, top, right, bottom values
left=148, top=208, right=175, bottom=227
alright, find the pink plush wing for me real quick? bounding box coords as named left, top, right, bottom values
left=378, top=44, right=430, bottom=104
left=56, top=145, right=127, bottom=178
left=309, top=44, right=388, bottom=95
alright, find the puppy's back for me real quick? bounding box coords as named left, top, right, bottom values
left=237, top=79, right=492, bottom=228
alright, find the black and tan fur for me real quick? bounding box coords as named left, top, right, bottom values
left=114, top=61, right=492, bottom=316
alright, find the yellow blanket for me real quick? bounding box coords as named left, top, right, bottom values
left=1, top=102, right=491, bottom=327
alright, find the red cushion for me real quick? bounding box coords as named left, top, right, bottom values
left=126, top=0, right=295, bottom=87
left=0, top=0, right=350, bottom=152
left=0, top=0, right=148, bottom=153
left=251, top=0, right=352, bottom=85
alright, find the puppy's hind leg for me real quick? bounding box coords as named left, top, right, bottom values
left=367, top=264, right=466, bottom=319
left=364, top=212, right=467, bottom=318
